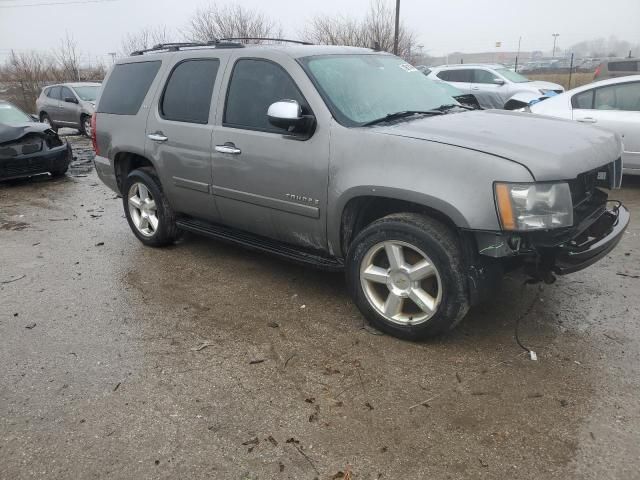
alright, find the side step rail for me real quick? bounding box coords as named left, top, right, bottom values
left=176, top=218, right=344, bottom=272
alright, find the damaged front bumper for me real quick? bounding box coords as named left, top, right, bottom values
left=0, top=142, right=71, bottom=181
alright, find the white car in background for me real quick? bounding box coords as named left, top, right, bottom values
left=530, top=75, right=640, bottom=175
left=426, top=64, right=564, bottom=109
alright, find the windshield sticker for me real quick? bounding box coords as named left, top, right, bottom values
left=399, top=63, right=418, bottom=72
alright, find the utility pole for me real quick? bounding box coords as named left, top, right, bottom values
left=108, top=52, right=116, bottom=64
left=552, top=33, right=560, bottom=58
left=393, top=0, right=400, bottom=56
left=515, top=36, right=522, bottom=71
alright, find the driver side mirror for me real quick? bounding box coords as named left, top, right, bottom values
left=64, top=96, right=79, bottom=104
left=493, top=78, right=506, bottom=86
left=267, top=100, right=315, bottom=138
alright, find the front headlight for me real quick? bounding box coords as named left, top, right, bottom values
left=494, top=182, right=573, bottom=231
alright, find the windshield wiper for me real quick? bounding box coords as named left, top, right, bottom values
left=433, top=103, right=474, bottom=112
left=361, top=110, right=443, bottom=127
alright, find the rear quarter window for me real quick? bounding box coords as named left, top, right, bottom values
left=97, top=61, right=161, bottom=115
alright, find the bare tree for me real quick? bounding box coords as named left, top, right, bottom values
left=2, top=50, right=55, bottom=112
left=185, top=2, right=282, bottom=43
left=53, top=32, right=81, bottom=82
left=303, top=0, right=418, bottom=60
left=120, top=26, right=173, bottom=56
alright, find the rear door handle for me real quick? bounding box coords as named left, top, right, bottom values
left=215, top=143, right=241, bottom=155
left=577, top=117, right=597, bottom=123
left=147, top=132, right=168, bottom=142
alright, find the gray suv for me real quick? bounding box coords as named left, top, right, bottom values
left=36, top=82, right=101, bottom=136
left=93, top=41, right=629, bottom=341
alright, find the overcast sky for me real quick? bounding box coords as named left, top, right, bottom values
left=1, top=0, right=639, bottom=64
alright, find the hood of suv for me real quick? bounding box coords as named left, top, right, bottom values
left=372, top=109, right=621, bottom=181
left=523, top=80, right=564, bottom=92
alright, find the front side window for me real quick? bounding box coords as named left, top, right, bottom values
left=594, top=82, right=640, bottom=111
left=73, top=86, right=99, bottom=102
left=472, top=69, right=496, bottom=84
left=572, top=90, right=594, bottom=109
left=495, top=68, right=530, bottom=83
left=224, top=59, right=306, bottom=132
left=60, top=87, right=75, bottom=101
left=98, top=61, right=161, bottom=115
left=301, top=54, right=457, bottom=126
left=161, top=59, right=219, bottom=124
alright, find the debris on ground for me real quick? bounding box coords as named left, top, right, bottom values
left=25, top=322, right=36, bottom=329
left=191, top=341, right=215, bottom=352
left=249, top=359, right=265, bottom=365
left=1, top=274, right=26, bottom=284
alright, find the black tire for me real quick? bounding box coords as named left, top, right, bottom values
left=346, top=213, right=469, bottom=341
left=50, top=166, right=68, bottom=177
left=40, top=113, right=58, bottom=133
left=122, top=168, right=180, bottom=247
left=79, top=114, right=90, bottom=137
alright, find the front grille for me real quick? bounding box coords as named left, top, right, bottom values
left=1, top=158, right=48, bottom=177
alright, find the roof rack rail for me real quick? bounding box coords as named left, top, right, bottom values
left=220, top=37, right=313, bottom=46
left=130, top=40, right=245, bottom=56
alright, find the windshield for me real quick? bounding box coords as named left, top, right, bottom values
left=301, top=54, right=458, bottom=126
left=72, top=85, right=99, bottom=102
left=495, top=68, right=530, bottom=83
left=0, top=102, right=32, bottom=125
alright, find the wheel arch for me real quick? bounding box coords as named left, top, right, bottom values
left=334, top=187, right=470, bottom=258
left=113, top=151, right=157, bottom=194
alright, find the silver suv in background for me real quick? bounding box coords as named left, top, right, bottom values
left=36, top=82, right=101, bottom=136
left=93, top=41, right=627, bottom=341
left=427, top=64, right=564, bottom=109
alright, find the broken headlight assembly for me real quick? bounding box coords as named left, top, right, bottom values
left=494, top=182, right=573, bottom=231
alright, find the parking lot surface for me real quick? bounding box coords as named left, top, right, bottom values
left=1, top=135, right=639, bottom=479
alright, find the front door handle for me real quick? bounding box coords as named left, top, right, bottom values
left=215, top=143, right=241, bottom=155
left=147, top=132, right=168, bottom=142
left=577, top=117, right=597, bottom=124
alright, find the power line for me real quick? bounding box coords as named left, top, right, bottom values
left=0, top=0, right=117, bottom=8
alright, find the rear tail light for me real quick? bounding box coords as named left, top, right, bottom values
left=90, top=113, right=98, bottom=155
left=594, top=65, right=601, bottom=79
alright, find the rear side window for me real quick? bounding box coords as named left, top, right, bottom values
left=161, top=59, right=219, bottom=124
left=572, top=90, right=594, bottom=109
left=594, top=82, right=640, bottom=111
left=436, top=69, right=473, bottom=82
left=608, top=61, right=638, bottom=72
left=47, top=86, right=61, bottom=99
left=98, top=61, right=161, bottom=115
left=224, top=59, right=305, bottom=132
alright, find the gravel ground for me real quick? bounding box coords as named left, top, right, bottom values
left=1, top=134, right=639, bottom=479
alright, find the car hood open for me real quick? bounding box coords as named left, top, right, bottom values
left=372, top=109, right=622, bottom=181
left=0, top=122, right=52, bottom=144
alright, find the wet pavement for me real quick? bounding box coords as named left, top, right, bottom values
left=1, top=134, right=639, bottom=479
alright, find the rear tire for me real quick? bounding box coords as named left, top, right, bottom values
left=122, top=168, right=180, bottom=247
left=346, top=213, right=469, bottom=341
left=80, top=114, right=92, bottom=137
left=40, top=113, right=58, bottom=133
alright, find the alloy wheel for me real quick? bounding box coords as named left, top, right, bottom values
left=360, top=240, right=442, bottom=325
left=128, top=182, right=159, bottom=237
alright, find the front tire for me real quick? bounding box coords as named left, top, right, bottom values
left=122, top=168, right=180, bottom=247
left=80, top=114, right=92, bottom=137
left=346, top=213, right=469, bottom=340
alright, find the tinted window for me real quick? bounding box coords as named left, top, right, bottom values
left=47, top=86, right=61, bottom=99
left=436, top=69, right=473, bottom=82
left=472, top=69, right=496, bottom=84
left=161, top=59, right=219, bottom=124
left=572, top=90, right=594, bottom=109
left=608, top=61, right=638, bottom=72
left=60, top=87, right=75, bottom=101
left=98, top=61, right=161, bottom=115
left=594, top=82, right=640, bottom=111
left=224, top=59, right=305, bottom=132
